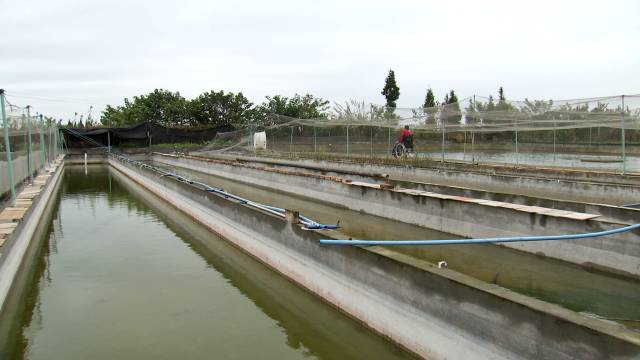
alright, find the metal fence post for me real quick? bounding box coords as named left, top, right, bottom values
left=441, top=122, right=445, bottom=163
left=346, top=125, right=350, bottom=157
left=471, top=130, right=475, bottom=163
left=463, top=131, right=466, bottom=161
left=514, top=116, right=519, bottom=166
left=48, top=124, right=53, bottom=166
left=1, top=89, right=16, bottom=203
left=313, top=126, right=317, bottom=153
left=387, top=127, right=391, bottom=155
left=552, top=116, right=556, bottom=163
left=621, top=94, right=626, bottom=174
left=289, top=126, right=293, bottom=155
left=26, top=105, right=33, bottom=183
left=370, top=126, right=373, bottom=157
left=39, top=115, right=46, bottom=166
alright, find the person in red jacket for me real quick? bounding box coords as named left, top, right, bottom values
left=398, top=125, right=414, bottom=152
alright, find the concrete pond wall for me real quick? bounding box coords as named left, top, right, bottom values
left=152, top=153, right=640, bottom=279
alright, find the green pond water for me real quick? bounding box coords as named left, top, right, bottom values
left=1, top=166, right=413, bottom=360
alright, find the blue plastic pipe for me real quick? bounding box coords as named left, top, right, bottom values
left=320, top=223, right=640, bottom=246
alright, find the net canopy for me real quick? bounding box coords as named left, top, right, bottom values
left=255, top=94, right=640, bottom=133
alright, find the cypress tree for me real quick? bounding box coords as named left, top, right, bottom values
left=381, top=70, right=400, bottom=108
left=423, top=88, right=436, bottom=108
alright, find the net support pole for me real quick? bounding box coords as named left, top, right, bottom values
left=370, top=127, right=373, bottom=158
left=441, top=122, right=445, bottom=163
left=621, top=94, right=626, bottom=174
left=346, top=125, right=350, bottom=157
left=463, top=131, right=466, bottom=160
left=471, top=130, right=475, bottom=163
left=1, top=89, right=16, bottom=203
left=53, top=125, right=57, bottom=159
left=553, top=117, right=556, bottom=163
left=39, top=115, right=45, bottom=166
left=313, top=126, right=317, bottom=153
left=289, top=126, right=293, bottom=155
left=48, top=124, right=52, bottom=166
left=387, top=127, right=391, bottom=155
left=26, top=105, right=33, bottom=183
left=471, top=96, right=476, bottom=163
left=515, top=116, right=519, bottom=166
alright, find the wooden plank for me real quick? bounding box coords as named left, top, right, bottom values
left=17, top=193, right=38, bottom=200
left=0, top=208, right=27, bottom=221
left=564, top=213, right=600, bottom=221
left=0, top=227, right=14, bottom=235
left=0, top=223, right=17, bottom=229
left=0, top=236, right=6, bottom=247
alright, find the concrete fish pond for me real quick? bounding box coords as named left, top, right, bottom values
left=0, top=152, right=639, bottom=359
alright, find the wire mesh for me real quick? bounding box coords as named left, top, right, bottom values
left=249, top=94, right=640, bottom=173
left=1, top=94, right=60, bottom=203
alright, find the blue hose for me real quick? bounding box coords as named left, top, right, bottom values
left=320, top=223, right=640, bottom=246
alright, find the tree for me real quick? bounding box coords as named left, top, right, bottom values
left=101, top=89, right=191, bottom=127
left=381, top=70, right=400, bottom=109
left=422, top=88, right=437, bottom=124
left=190, top=90, right=253, bottom=126
left=441, top=90, right=461, bottom=126
left=423, top=88, right=436, bottom=108
left=446, top=90, right=458, bottom=104
left=253, top=93, right=330, bottom=121
left=496, top=86, right=515, bottom=111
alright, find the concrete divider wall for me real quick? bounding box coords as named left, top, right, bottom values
left=111, top=156, right=640, bottom=359
left=195, top=154, right=640, bottom=224
left=153, top=153, right=640, bottom=278
left=217, top=155, right=640, bottom=206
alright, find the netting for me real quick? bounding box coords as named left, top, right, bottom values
left=231, top=94, right=640, bottom=173
left=1, top=93, right=62, bottom=203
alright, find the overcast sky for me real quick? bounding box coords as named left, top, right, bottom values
left=1, top=0, right=638, bottom=120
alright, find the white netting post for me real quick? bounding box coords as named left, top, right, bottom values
left=1, top=89, right=16, bottom=203
left=441, top=122, right=445, bottom=163
left=346, top=124, right=350, bottom=157
left=25, top=108, right=33, bottom=183
left=471, top=130, right=475, bottom=163
left=553, top=116, right=557, bottom=163
left=463, top=131, right=467, bottom=161
left=387, top=127, right=391, bottom=155
left=514, top=116, right=519, bottom=166
left=621, top=95, right=626, bottom=174
left=370, top=126, right=373, bottom=158
left=289, top=126, right=293, bottom=156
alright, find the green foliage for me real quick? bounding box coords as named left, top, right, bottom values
left=496, top=87, right=516, bottom=111
left=253, top=94, right=330, bottom=120
left=100, top=90, right=329, bottom=128
left=381, top=70, right=400, bottom=109
left=423, top=88, right=436, bottom=108
left=101, top=89, right=190, bottom=127
left=190, top=90, right=253, bottom=126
